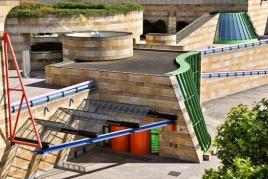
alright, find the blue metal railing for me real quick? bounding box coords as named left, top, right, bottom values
left=11, top=81, right=95, bottom=113
left=203, top=40, right=268, bottom=55
left=36, top=120, right=175, bottom=154
left=202, top=69, right=268, bottom=78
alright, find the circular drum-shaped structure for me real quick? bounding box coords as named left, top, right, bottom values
left=146, top=33, right=176, bottom=45
left=62, top=31, right=133, bottom=61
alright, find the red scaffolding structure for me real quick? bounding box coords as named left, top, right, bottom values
left=2, top=32, right=43, bottom=148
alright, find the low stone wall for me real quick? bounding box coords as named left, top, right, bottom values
left=202, top=44, right=268, bottom=73
left=5, top=12, right=143, bottom=40
left=31, top=51, right=62, bottom=69
left=176, top=13, right=219, bottom=50
left=202, top=75, right=268, bottom=103
left=45, top=65, right=203, bottom=162
left=146, top=33, right=176, bottom=45
left=62, top=32, right=133, bottom=62
left=201, top=43, right=268, bottom=102
left=134, top=43, right=183, bottom=51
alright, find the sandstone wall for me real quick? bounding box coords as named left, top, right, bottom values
left=201, top=43, right=268, bottom=102
left=31, top=51, right=62, bottom=69
left=45, top=65, right=203, bottom=162
left=202, top=75, right=268, bottom=103
left=247, top=0, right=268, bottom=35
left=176, top=14, right=219, bottom=50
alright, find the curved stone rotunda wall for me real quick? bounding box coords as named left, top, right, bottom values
left=63, top=31, right=133, bottom=62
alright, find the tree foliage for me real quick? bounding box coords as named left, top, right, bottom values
left=203, top=98, right=268, bottom=178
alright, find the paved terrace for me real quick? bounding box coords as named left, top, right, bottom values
left=35, top=83, right=268, bottom=179
left=9, top=70, right=62, bottom=102
left=61, top=49, right=181, bottom=75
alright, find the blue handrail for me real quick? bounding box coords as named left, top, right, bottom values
left=11, top=81, right=95, bottom=113
left=202, top=69, right=268, bottom=78
left=203, top=40, right=268, bottom=55
left=36, top=119, right=175, bottom=154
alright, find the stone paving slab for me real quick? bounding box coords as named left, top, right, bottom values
left=9, top=69, right=62, bottom=102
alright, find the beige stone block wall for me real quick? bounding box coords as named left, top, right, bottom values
left=30, top=51, right=62, bottom=69
left=143, top=4, right=246, bottom=24
left=177, top=14, right=219, bottom=50
left=202, top=45, right=268, bottom=73
left=146, top=33, right=176, bottom=46
left=45, top=66, right=204, bottom=162
left=5, top=12, right=143, bottom=40
left=8, top=33, right=31, bottom=69
left=134, top=43, right=183, bottom=51
left=202, top=75, right=268, bottom=103
left=201, top=44, right=268, bottom=102
left=247, top=0, right=268, bottom=35
left=62, top=32, right=133, bottom=61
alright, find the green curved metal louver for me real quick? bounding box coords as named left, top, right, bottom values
left=214, top=12, right=258, bottom=44
left=167, top=52, right=211, bottom=152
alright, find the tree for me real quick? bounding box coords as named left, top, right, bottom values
left=203, top=98, right=268, bottom=178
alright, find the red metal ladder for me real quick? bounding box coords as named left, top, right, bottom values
left=2, top=32, right=43, bottom=148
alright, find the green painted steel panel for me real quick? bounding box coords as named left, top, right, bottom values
left=167, top=52, right=211, bottom=152
left=151, top=129, right=160, bottom=153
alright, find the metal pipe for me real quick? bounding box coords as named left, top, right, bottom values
left=36, top=120, right=175, bottom=154
left=11, top=81, right=95, bottom=113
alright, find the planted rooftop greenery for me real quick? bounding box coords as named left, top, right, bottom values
left=8, top=1, right=143, bottom=17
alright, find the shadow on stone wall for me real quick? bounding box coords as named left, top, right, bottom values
left=265, top=17, right=268, bottom=35
left=0, top=106, right=83, bottom=178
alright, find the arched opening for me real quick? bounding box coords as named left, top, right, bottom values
left=142, top=19, right=167, bottom=38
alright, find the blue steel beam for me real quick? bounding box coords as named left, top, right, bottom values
left=36, top=120, right=175, bottom=154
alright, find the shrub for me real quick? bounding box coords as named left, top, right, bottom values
left=203, top=98, right=268, bottom=178
left=8, top=1, right=143, bottom=17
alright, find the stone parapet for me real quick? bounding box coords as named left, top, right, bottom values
left=62, top=32, right=133, bottom=61
left=146, top=33, right=176, bottom=45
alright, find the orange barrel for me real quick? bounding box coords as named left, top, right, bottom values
left=111, top=125, right=130, bottom=153
left=130, top=130, right=150, bottom=156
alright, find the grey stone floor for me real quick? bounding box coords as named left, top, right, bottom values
left=9, top=70, right=62, bottom=102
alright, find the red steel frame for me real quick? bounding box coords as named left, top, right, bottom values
left=2, top=32, right=43, bottom=148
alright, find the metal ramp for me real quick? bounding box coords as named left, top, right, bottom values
left=35, top=99, right=177, bottom=154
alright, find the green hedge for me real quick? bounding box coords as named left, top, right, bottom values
left=8, top=2, right=143, bottom=17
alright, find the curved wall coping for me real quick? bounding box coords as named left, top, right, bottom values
left=64, top=31, right=133, bottom=40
